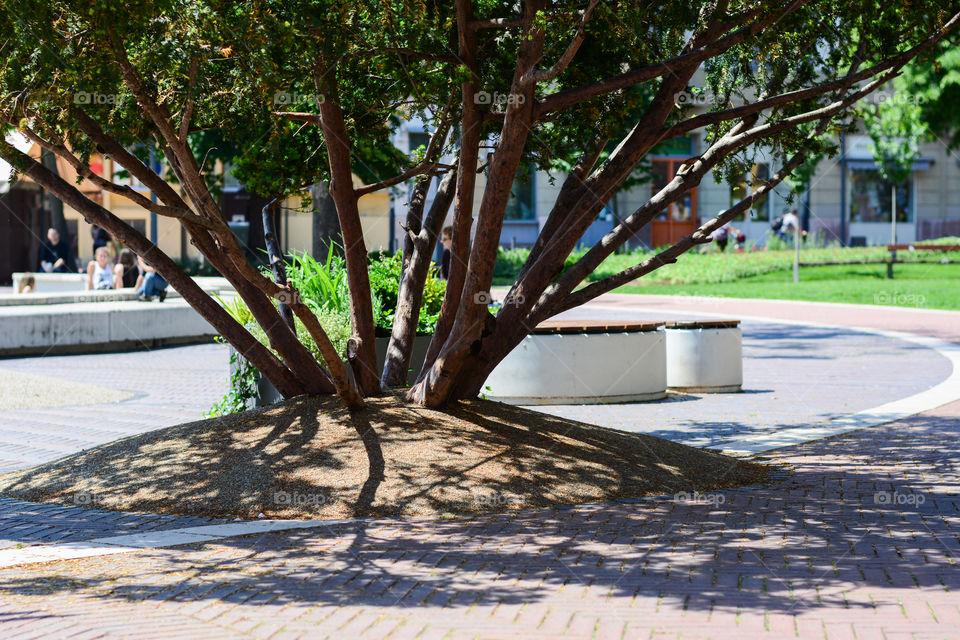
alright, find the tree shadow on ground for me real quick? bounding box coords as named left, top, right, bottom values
left=0, top=407, right=957, bottom=621
left=0, top=394, right=765, bottom=522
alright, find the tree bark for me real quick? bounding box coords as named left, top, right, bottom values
left=311, top=181, right=342, bottom=259
left=315, top=69, right=380, bottom=395
left=262, top=198, right=295, bottom=332
left=381, top=167, right=457, bottom=388
left=410, top=0, right=483, bottom=396
left=3, top=139, right=306, bottom=398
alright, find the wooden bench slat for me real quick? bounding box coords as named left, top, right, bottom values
left=532, top=319, right=664, bottom=335
left=664, top=320, right=741, bottom=329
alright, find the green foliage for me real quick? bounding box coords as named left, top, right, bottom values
left=210, top=249, right=447, bottom=414
left=216, top=294, right=255, bottom=326
left=898, top=39, right=960, bottom=150
left=494, top=239, right=960, bottom=287
left=861, top=97, right=928, bottom=185
left=205, top=348, right=259, bottom=417
left=367, top=251, right=445, bottom=335
left=619, top=263, right=960, bottom=311
left=285, top=247, right=351, bottom=314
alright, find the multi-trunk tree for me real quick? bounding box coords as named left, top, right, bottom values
left=2, top=0, right=957, bottom=410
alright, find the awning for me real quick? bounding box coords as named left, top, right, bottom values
left=846, top=158, right=934, bottom=171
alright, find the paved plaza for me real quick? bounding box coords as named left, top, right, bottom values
left=0, top=295, right=957, bottom=638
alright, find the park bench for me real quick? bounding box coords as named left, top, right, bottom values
left=885, top=244, right=960, bottom=279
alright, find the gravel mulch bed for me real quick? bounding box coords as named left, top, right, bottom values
left=0, top=394, right=769, bottom=519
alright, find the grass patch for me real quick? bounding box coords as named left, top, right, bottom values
left=617, top=263, right=960, bottom=310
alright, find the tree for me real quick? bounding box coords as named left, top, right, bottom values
left=861, top=89, right=927, bottom=240
left=2, top=0, right=957, bottom=411
left=897, top=37, right=960, bottom=150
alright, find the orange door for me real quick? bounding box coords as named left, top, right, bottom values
left=649, top=159, right=697, bottom=247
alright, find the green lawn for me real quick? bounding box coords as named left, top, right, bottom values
left=616, top=263, right=960, bottom=310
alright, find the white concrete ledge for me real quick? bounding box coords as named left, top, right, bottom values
left=0, top=299, right=218, bottom=356
left=9, top=273, right=233, bottom=299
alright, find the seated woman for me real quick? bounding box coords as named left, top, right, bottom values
left=86, top=246, right=115, bottom=290
left=115, top=249, right=140, bottom=289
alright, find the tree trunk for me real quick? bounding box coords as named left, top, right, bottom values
left=381, top=168, right=456, bottom=388
left=262, top=198, right=295, bottom=331
left=311, top=181, right=342, bottom=259
left=315, top=70, right=380, bottom=395
left=8, top=141, right=307, bottom=398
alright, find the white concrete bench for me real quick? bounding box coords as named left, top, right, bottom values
left=13, top=272, right=87, bottom=293
left=0, top=290, right=141, bottom=307
left=664, top=320, right=742, bottom=393
left=483, top=320, right=667, bottom=405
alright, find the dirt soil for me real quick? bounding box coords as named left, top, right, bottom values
left=0, top=394, right=770, bottom=519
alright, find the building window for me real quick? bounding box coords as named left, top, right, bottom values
left=850, top=170, right=911, bottom=222
left=408, top=132, right=431, bottom=157
left=504, top=173, right=536, bottom=220
left=729, top=163, right=770, bottom=221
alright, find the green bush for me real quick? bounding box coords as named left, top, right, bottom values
left=209, top=248, right=447, bottom=414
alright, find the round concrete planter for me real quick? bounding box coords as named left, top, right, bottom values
left=664, top=320, right=742, bottom=393
left=483, top=321, right=666, bottom=405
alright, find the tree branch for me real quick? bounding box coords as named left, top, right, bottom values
left=179, top=57, right=199, bottom=143
left=533, top=1, right=803, bottom=118
left=519, top=0, right=600, bottom=86
left=550, top=118, right=834, bottom=314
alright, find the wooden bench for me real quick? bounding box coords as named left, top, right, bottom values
left=885, top=244, right=960, bottom=279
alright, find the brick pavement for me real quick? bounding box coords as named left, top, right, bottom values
left=0, top=343, right=229, bottom=473
left=0, top=401, right=956, bottom=639
left=0, top=296, right=957, bottom=638
left=0, top=344, right=232, bottom=548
